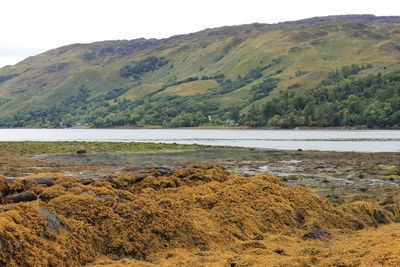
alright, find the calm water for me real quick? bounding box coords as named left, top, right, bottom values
left=0, top=129, right=399, bottom=152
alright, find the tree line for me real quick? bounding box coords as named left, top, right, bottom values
left=0, top=65, right=398, bottom=128
left=241, top=69, right=399, bottom=127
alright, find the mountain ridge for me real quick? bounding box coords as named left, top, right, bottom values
left=279, top=14, right=400, bottom=25
left=7, top=14, right=400, bottom=69
left=0, top=14, right=399, bottom=127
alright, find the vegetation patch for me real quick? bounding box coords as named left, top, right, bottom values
left=157, top=79, right=218, bottom=96
left=0, top=74, right=19, bottom=83
left=242, top=67, right=400, bottom=127
left=119, top=56, right=169, bottom=79
left=0, top=142, right=214, bottom=156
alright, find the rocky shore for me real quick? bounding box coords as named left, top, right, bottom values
left=1, top=165, right=400, bottom=266
left=0, top=142, right=399, bottom=266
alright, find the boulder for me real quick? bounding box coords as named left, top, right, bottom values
left=12, top=191, right=37, bottom=203
left=23, top=177, right=56, bottom=186
left=302, top=228, right=332, bottom=240
left=35, top=206, right=68, bottom=235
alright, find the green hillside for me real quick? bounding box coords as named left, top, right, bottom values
left=0, top=15, right=399, bottom=127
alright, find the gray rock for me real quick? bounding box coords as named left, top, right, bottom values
left=23, top=177, right=56, bottom=186
left=95, top=194, right=115, bottom=200
left=35, top=206, right=68, bottom=235
left=78, top=178, right=94, bottom=185
left=116, top=193, right=130, bottom=202
left=12, top=191, right=37, bottom=203
left=302, top=228, right=332, bottom=240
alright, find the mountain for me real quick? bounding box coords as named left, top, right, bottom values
left=0, top=14, right=399, bottom=127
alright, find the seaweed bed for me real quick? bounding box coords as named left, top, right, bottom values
left=0, top=142, right=214, bottom=157
left=1, top=165, right=400, bottom=266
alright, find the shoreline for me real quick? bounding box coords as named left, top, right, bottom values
left=0, top=141, right=398, bottom=156
left=1, top=126, right=399, bottom=130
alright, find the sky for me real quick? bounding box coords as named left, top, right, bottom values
left=0, top=0, right=399, bottom=68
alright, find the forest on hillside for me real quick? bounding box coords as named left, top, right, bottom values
left=242, top=67, right=400, bottom=127
left=0, top=65, right=399, bottom=128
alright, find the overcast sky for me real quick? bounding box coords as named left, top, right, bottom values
left=0, top=0, right=399, bottom=68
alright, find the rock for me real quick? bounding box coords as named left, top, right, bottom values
left=3, top=178, right=16, bottom=183
left=302, top=228, right=332, bottom=240
left=134, top=175, right=146, bottom=183
left=158, top=200, right=171, bottom=208
left=274, top=249, right=286, bottom=255
left=38, top=185, right=66, bottom=202
left=23, top=177, right=56, bottom=186
left=12, top=191, right=37, bottom=203
left=79, top=178, right=94, bottom=185
left=76, top=149, right=87, bottom=155
left=95, top=194, right=114, bottom=200
left=359, top=187, right=368, bottom=193
left=35, top=206, right=67, bottom=235
left=151, top=167, right=174, bottom=177
left=116, top=193, right=130, bottom=202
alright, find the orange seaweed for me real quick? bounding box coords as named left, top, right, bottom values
left=1, top=166, right=400, bottom=266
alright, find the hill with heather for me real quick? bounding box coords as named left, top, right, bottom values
left=0, top=14, right=399, bottom=127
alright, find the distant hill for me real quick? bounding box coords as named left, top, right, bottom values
left=0, top=14, right=399, bottom=127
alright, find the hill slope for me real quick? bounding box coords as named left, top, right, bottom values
left=0, top=15, right=399, bottom=127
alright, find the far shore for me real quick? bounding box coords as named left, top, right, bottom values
left=1, top=126, right=399, bottom=130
